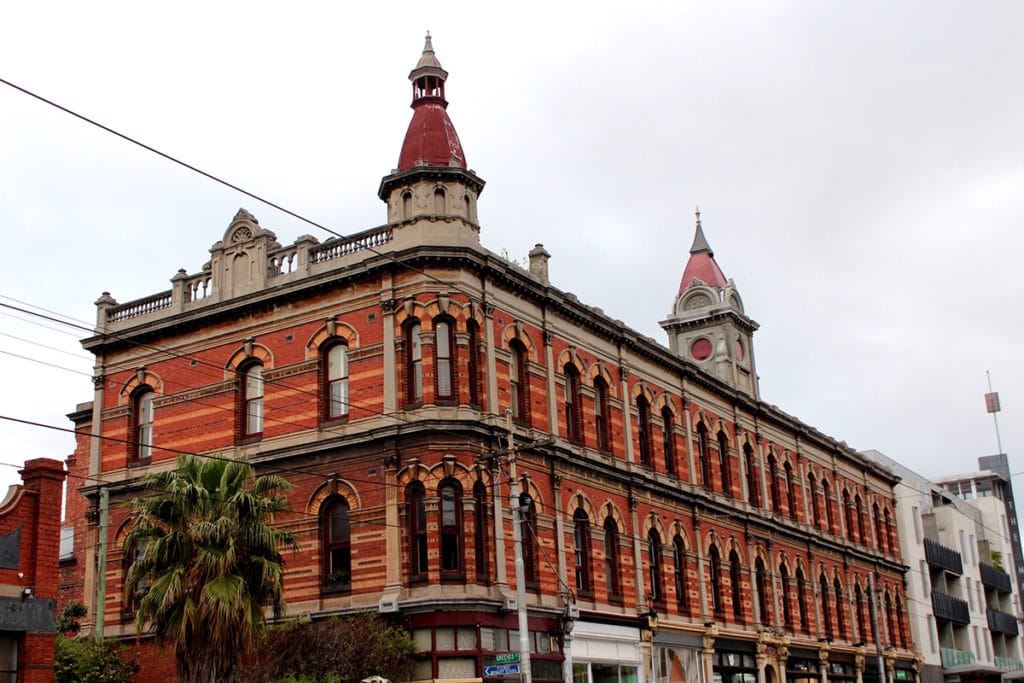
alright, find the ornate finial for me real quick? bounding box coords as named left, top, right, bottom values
left=695, top=206, right=701, bottom=227
left=689, top=207, right=713, bottom=256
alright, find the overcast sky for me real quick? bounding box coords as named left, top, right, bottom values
left=1, top=2, right=1021, bottom=500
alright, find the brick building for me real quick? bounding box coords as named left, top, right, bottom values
left=62, top=37, right=918, bottom=683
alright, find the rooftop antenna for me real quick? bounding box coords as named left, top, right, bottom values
left=986, top=370, right=1005, bottom=455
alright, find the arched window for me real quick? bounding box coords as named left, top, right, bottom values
left=709, top=545, right=723, bottom=615
left=885, top=593, right=896, bottom=647
left=822, top=479, right=834, bottom=532
left=401, top=191, right=413, bottom=220
left=323, top=497, right=351, bottom=588
left=521, top=493, right=539, bottom=588
left=563, top=364, right=582, bottom=444
left=718, top=430, right=732, bottom=497
left=324, top=342, right=349, bottom=420
left=744, top=444, right=760, bottom=507
left=637, top=396, right=652, bottom=467
left=573, top=509, right=593, bottom=594
left=473, top=481, right=488, bottom=582
left=883, top=507, right=893, bottom=553
left=407, top=482, right=428, bottom=580
left=509, top=341, right=529, bottom=423
left=661, top=407, right=676, bottom=475
left=820, top=574, right=833, bottom=639
left=673, top=535, right=689, bottom=614
left=784, top=462, right=797, bottom=519
left=131, top=387, right=155, bottom=462
left=604, top=517, right=621, bottom=601
left=834, top=576, right=846, bottom=640
left=434, top=318, right=455, bottom=401
left=240, top=362, right=264, bottom=438
left=467, top=320, right=481, bottom=407
left=843, top=490, right=856, bottom=542
left=439, top=480, right=463, bottom=575
left=796, top=567, right=809, bottom=634
left=698, top=423, right=712, bottom=490
left=873, top=503, right=885, bottom=552
left=594, top=377, right=611, bottom=452
left=729, top=550, right=743, bottom=622
left=855, top=494, right=868, bottom=546
left=648, top=529, right=664, bottom=604
left=855, top=583, right=868, bottom=643
left=808, top=473, right=821, bottom=528
left=755, top=557, right=769, bottom=625
left=767, top=454, right=780, bottom=512
left=433, top=187, right=446, bottom=214
left=405, top=320, right=423, bottom=404
left=895, top=594, right=906, bottom=648
left=122, top=537, right=149, bottom=616
left=779, top=564, right=794, bottom=631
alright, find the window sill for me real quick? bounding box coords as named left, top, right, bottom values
left=441, top=572, right=466, bottom=584
left=321, top=582, right=352, bottom=595
left=238, top=434, right=263, bottom=446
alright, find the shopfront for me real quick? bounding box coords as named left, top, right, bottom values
left=653, top=631, right=705, bottom=683
left=569, top=622, right=642, bottom=683
left=711, top=639, right=757, bottom=683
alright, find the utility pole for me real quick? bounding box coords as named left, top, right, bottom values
left=506, top=410, right=532, bottom=683
left=95, top=486, right=109, bottom=639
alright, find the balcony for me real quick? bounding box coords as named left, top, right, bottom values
left=988, top=609, right=1019, bottom=636
left=981, top=562, right=1013, bottom=593
left=932, top=591, right=970, bottom=625
left=924, top=538, right=963, bottom=575
left=996, top=657, right=1024, bottom=672
left=941, top=648, right=976, bottom=668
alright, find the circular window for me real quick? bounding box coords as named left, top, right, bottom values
left=690, top=338, right=712, bottom=361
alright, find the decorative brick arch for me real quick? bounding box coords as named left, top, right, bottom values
left=423, top=292, right=468, bottom=322
left=567, top=491, right=598, bottom=522
left=556, top=348, right=585, bottom=375
left=668, top=520, right=692, bottom=551
left=501, top=322, right=538, bottom=361
left=641, top=512, right=668, bottom=539
left=225, top=342, right=273, bottom=376
left=307, top=477, right=362, bottom=516
left=702, top=529, right=724, bottom=556
left=690, top=408, right=712, bottom=432
left=519, top=477, right=546, bottom=514
left=712, top=421, right=734, bottom=447
left=396, top=460, right=431, bottom=487
left=630, top=381, right=656, bottom=404
left=306, top=319, right=360, bottom=358
left=600, top=501, right=626, bottom=532
left=394, top=298, right=425, bottom=329
left=751, top=543, right=771, bottom=566
left=587, top=362, right=617, bottom=394
left=724, top=535, right=745, bottom=560
left=119, top=369, right=163, bottom=404
left=654, top=393, right=678, bottom=415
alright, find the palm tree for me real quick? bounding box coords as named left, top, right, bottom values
left=124, top=454, right=296, bottom=683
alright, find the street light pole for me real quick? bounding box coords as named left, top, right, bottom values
left=506, top=410, right=533, bottom=683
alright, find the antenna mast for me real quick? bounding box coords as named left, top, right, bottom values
left=986, top=370, right=1005, bottom=455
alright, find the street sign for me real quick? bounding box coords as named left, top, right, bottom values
left=484, top=664, right=521, bottom=677
left=494, top=653, right=520, bottom=664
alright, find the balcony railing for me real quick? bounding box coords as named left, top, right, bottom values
left=981, top=562, right=1013, bottom=593
left=941, top=648, right=976, bottom=668
left=988, top=609, right=1019, bottom=636
left=924, top=537, right=963, bottom=575
left=996, top=657, right=1024, bottom=672
left=933, top=591, right=970, bottom=625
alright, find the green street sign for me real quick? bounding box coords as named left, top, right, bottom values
left=495, top=653, right=520, bottom=665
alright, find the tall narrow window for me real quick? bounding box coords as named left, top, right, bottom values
left=843, top=490, right=856, bottom=542
left=744, top=444, right=760, bottom=507
left=895, top=594, right=906, bottom=648
left=473, top=481, right=488, bottom=582
left=834, top=577, right=846, bottom=640
left=407, top=482, right=428, bottom=579
left=521, top=493, right=539, bottom=588
left=325, top=342, right=349, bottom=419
left=564, top=364, right=582, bottom=444
left=729, top=550, right=743, bottom=622
left=648, top=529, right=664, bottom=604
left=767, top=454, right=780, bottom=512
left=123, top=538, right=149, bottom=616
left=822, top=479, right=834, bottom=532
left=855, top=584, right=868, bottom=643
left=718, top=430, right=732, bottom=497
left=509, top=341, right=529, bottom=422
left=808, top=473, right=821, bottom=528
left=132, top=387, right=155, bottom=462
left=698, top=424, right=712, bottom=490
left=637, top=396, right=652, bottom=466
left=755, top=558, right=769, bottom=625
left=604, top=517, right=621, bottom=600
left=433, top=187, right=446, bottom=214
left=780, top=564, right=794, bottom=631
left=820, top=574, right=833, bottom=639
left=661, top=407, right=676, bottom=475
left=673, top=535, right=688, bottom=614
left=594, top=377, right=611, bottom=452
left=796, top=567, right=809, bottom=634
left=467, top=320, right=481, bottom=407
left=883, top=508, right=893, bottom=553
left=241, top=363, right=264, bottom=438
left=873, top=503, right=885, bottom=552
left=573, top=509, right=593, bottom=594
left=439, top=480, right=463, bottom=575
left=435, top=318, right=455, bottom=401
left=323, top=497, right=351, bottom=588
left=784, top=462, right=797, bottom=519
left=709, top=545, right=723, bottom=615
left=885, top=593, right=896, bottom=647
left=406, top=320, right=423, bottom=404
left=855, top=494, right=867, bottom=545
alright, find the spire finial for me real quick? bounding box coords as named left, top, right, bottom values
left=695, top=206, right=701, bottom=228
left=689, top=207, right=713, bottom=256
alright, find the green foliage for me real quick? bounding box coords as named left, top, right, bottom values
left=238, top=612, right=416, bottom=683
left=54, top=635, right=139, bottom=683
left=56, top=601, right=88, bottom=634
left=124, top=454, right=297, bottom=683
left=992, top=550, right=1005, bottom=571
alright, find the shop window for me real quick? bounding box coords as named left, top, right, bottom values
left=239, top=361, right=264, bottom=439
left=474, top=480, right=488, bottom=582
left=672, top=535, right=689, bottom=614
left=467, top=320, right=481, bottom=407
left=564, top=365, right=583, bottom=444
left=661, top=407, right=675, bottom=475
left=755, top=557, right=769, bottom=625
left=713, top=651, right=757, bottom=683
left=130, top=386, right=155, bottom=462
left=594, top=377, right=611, bottom=452
left=322, top=496, right=351, bottom=588
left=573, top=509, right=593, bottom=595
left=604, top=517, right=622, bottom=601
left=0, top=635, right=16, bottom=683
left=323, top=341, right=349, bottom=420
left=648, top=529, right=663, bottom=604
left=407, top=481, right=428, bottom=580
left=709, top=545, right=723, bottom=615
left=729, top=550, right=743, bottom=622
left=718, top=430, right=731, bottom=497
left=698, top=423, right=712, bottom=490
left=521, top=493, right=539, bottom=588
left=439, top=479, right=463, bottom=577
left=637, top=396, right=652, bottom=466
left=509, top=340, right=529, bottom=423
left=744, top=444, right=759, bottom=506
left=405, top=320, right=423, bottom=405
left=434, top=318, right=456, bottom=401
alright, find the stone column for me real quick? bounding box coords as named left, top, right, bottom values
left=381, top=298, right=398, bottom=413
left=484, top=303, right=499, bottom=412
left=620, top=364, right=634, bottom=464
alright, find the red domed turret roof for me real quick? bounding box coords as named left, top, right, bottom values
left=397, top=34, right=467, bottom=170
left=679, top=209, right=728, bottom=292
